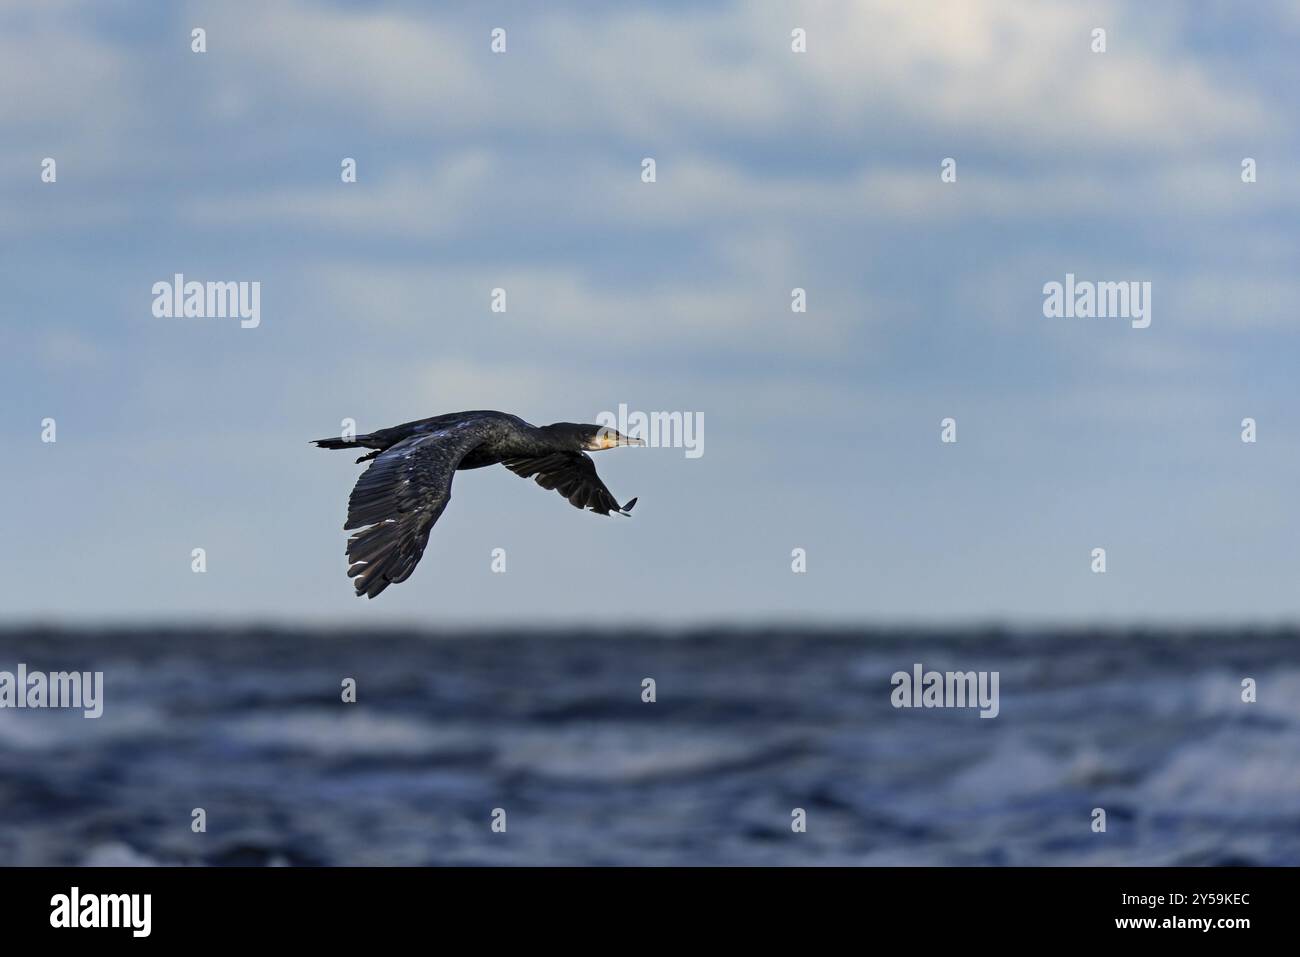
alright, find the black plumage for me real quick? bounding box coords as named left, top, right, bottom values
left=312, top=410, right=641, bottom=598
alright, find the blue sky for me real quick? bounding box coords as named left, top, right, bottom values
left=3, top=1, right=1299, bottom=626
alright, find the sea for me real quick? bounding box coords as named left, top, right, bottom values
left=0, top=626, right=1296, bottom=866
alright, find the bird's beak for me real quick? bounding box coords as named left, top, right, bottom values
left=594, top=430, right=644, bottom=449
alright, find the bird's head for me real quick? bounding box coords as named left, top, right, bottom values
left=545, top=423, right=645, bottom=451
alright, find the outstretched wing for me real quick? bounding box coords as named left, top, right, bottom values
left=344, top=423, right=485, bottom=598
left=503, top=451, right=636, bottom=516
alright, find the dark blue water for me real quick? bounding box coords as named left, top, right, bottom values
left=1, top=627, right=1296, bottom=865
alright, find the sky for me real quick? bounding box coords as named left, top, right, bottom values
left=2, top=0, right=1298, bottom=627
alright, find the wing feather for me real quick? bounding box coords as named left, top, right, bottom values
left=502, top=452, right=635, bottom=516
left=343, top=423, right=485, bottom=598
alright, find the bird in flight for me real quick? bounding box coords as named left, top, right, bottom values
left=313, top=410, right=643, bottom=598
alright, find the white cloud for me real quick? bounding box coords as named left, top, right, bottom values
left=198, top=0, right=1271, bottom=151
left=299, top=252, right=868, bottom=358
left=179, top=152, right=499, bottom=237
left=789, top=0, right=1266, bottom=149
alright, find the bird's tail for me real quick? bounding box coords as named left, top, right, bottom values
left=313, top=434, right=383, bottom=463
left=312, top=436, right=360, bottom=450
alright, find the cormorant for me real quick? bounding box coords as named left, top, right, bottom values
left=312, top=410, right=643, bottom=598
